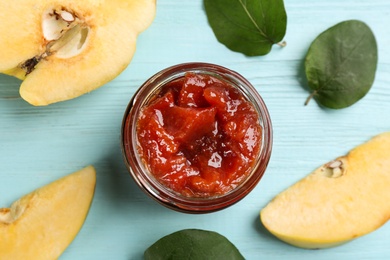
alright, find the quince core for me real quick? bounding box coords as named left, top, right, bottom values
left=0, top=166, right=96, bottom=259
left=0, top=0, right=156, bottom=106
left=260, top=132, right=390, bottom=249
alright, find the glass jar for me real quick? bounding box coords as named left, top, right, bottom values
left=121, top=62, right=272, bottom=213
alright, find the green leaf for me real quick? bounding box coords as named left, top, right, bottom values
left=204, top=0, right=287, bottom=56
left=144, top=229, right=245, bottom=260
left=304, top=20, right=378, bottom=109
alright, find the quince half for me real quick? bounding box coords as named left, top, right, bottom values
left=260, top=132, right=390, bottom=249
left=0, top=0, right=156, bottom=106
left=0, top=166, right=96, bottom=259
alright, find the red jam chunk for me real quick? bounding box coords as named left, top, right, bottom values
left=137, top=72, right=262, bottom=197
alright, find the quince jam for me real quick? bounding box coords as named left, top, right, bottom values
left=136, top=72, right=262, bottom=197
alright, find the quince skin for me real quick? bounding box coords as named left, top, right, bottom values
left=260, top=132, right=390, bottom=248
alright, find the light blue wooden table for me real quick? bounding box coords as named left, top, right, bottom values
left=1, top=0, right=389, bottom=259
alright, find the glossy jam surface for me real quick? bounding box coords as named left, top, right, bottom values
left=136, top=72, right=262, bottom=197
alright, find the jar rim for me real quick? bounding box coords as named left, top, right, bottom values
left=121, top=62, right=273, bottom=213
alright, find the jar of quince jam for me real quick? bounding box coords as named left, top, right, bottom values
left=121, top=63, right=272, bottom=213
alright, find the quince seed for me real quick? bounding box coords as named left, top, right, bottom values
left=327, top=160, right=342, bottom=169
left=60, top=11, right=75, bottom=22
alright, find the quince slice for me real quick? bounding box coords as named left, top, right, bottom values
left=260, top=132, right=390, bottom=249
left=0, top=166, right=96, bottom=259
left=0, top=0, right=156, bottom=106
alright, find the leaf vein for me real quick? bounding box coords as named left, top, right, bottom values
left=237, top=0, right=268, bottom=39
left=319, top=32, right=367, bottom=92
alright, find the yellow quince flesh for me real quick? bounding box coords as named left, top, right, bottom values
left=0, top=166, right=96, bottom=259
left=0, top=0, right=156, bottom=106
left=260, top=132, right=390, bottom=249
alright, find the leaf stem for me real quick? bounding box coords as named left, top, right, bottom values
left=305, top=91, right=317, bottom=106
left=277, top=41, right=287, bottom=47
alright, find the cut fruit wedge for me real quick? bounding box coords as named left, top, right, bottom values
left=0, top=166, right=96, bottom=259
left=0, top=0, right=156, bottom=105
left=260, top=132, right=390, bottom=249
